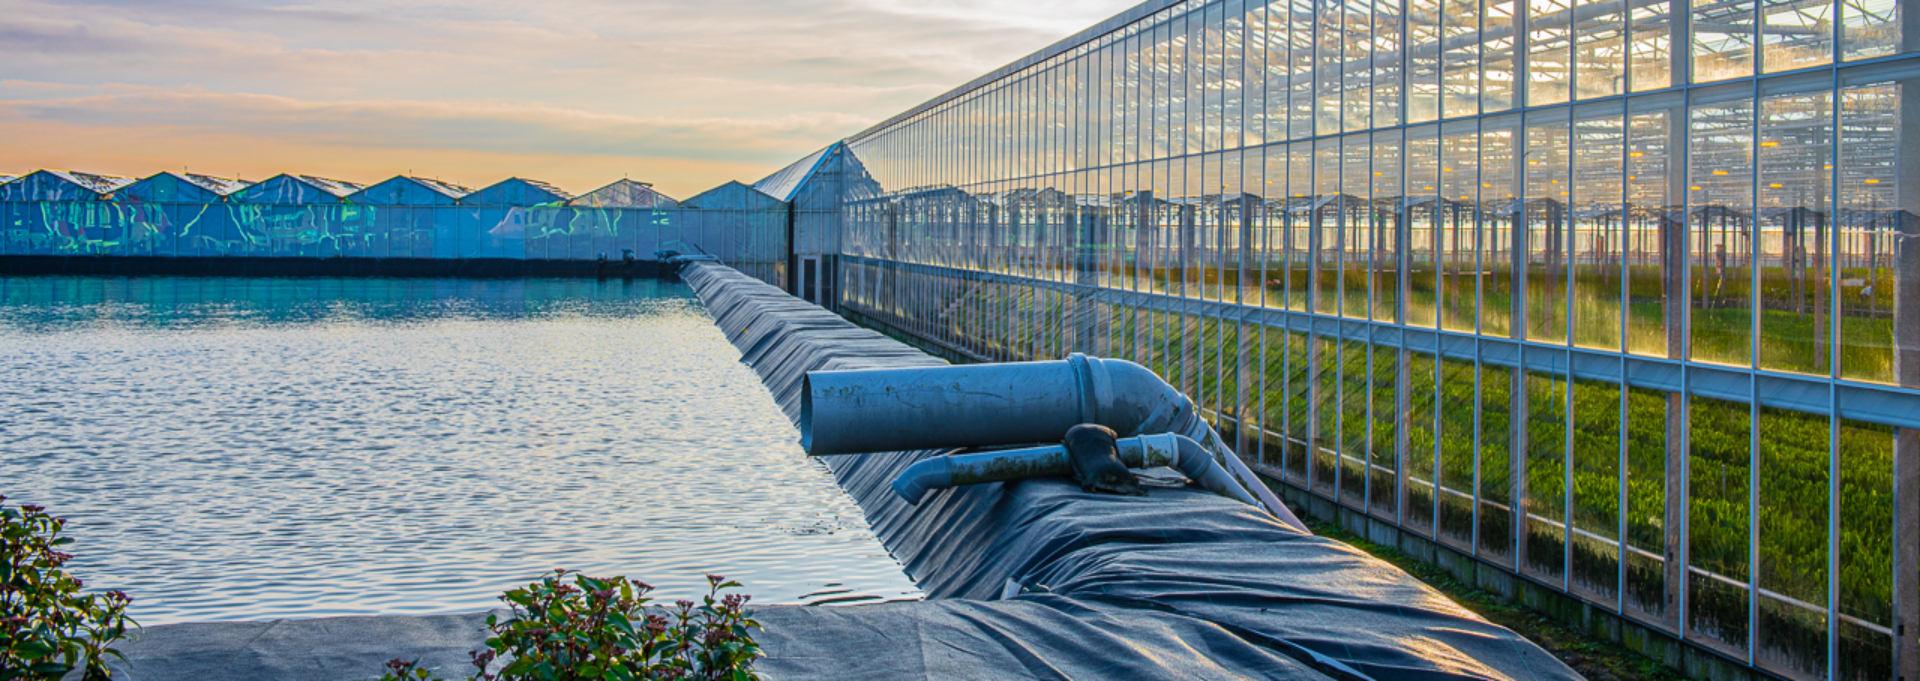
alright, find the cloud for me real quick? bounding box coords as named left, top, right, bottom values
left=0, top=0, right=1138, bottom=190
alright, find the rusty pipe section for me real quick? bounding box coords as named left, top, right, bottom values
left=891, top=433, right=1263, bottom=508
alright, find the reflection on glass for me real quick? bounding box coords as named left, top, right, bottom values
left=1340, top=339, right=1370, bottom=505
left=1287, top=329, right=1313, bottom=482
left=1689, top=91, right=1756, bottom=367
left=1573, top=104, right=1626, bottom=351
left=1836, top=419, right=1896, bottom=681
left=1480, top=363, right=1515, bottom=565
left=1406, top=352, right=1440, bottom=534
left=1570, top=379, right=1622, bottom=602
left=1371, top=346, right=1400, bottom=517
left=1525, top=370, right=1568, bottom=580
left=1755, top=406, right=1829, bottom=679
left=1481, top=115, right=1519, bottom=338
left=1526, top=108, right=1571, bottom=344
left=1315, top=335, right=1340, bottom=493
left=1688, top=396, right=1752, bottom=653
left=1373, top=131, right=1404, bottom=323
left=1439, top=357, right=1477, bottom=548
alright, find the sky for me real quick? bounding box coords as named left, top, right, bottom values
left=0, top=0, right=1135, bottom=198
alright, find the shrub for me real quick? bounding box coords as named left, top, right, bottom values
left=0, top=495, right=136, bottom=681
left=378, top=571, right=761, bottom=681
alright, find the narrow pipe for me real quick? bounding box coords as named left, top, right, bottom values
left=892, top=433, right=1261, bottom=510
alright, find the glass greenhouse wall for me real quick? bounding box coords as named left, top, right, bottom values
left=827, top=0, right=1920, bottom=678
left=0, top=176, right=789, bottom=286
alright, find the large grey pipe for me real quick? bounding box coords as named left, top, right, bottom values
left=802, top=353, right=1308, bottom=533
left=892, top=433, right=1260, bottom=509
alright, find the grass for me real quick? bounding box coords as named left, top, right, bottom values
left=857, top=258, right=1902, bottom=680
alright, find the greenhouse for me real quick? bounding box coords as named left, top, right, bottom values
left=817, top=0, right=1920, bottom=679
left=0, top=171, right=789, bottom=285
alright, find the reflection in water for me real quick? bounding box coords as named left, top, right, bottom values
left=0, top=276, right=920, bottom=625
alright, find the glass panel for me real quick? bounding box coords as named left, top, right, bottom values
left=1373, top=0, right=1404, bottom=127
left=1340, top=339, right=1370, bottom=505
left=1525, top=370, right=1569, bottom=580
left=1629, top=0, right=1675, bottom=91
left=1406, top=351, right=1441, bottom=533
left=1571, top=379, right=1623, bottom=602
left=1837, top=63, right=1918, bottom=388
left=1315, top=335, right=1340, bottom=494
left=1688, top=395, right=1753, bottom=653
left=1317, top=0, right=1344, bottom=136
left=1760, top=0, right=1833, bottom=73
left=1527, top=0, right=1573, bottom=106
left=1441, top=121, right=1480, bottom=332
left=1343, top=0, right=1375, bottom=131
left=1371, top=345, right=1400, bottom=517
left=1439, top=357, right=1478, bottom=547
left=1374, top=130, right=1404, bottom=323
left=1692, top=0, right=1757, bottom=82
left=1262, top=325, right=1288, bottom=472
left=1343, top=135, right=1372, bottom=318
left=1479, top=363, right=1516, bottom=565
left=1836, top=419, right=1896, bottom=681
left=1689, top=89, right=1757, bottom=368
left=1441, top=0, right=1482, bottom=118
left=1483, top=0, right=1519, bottom=112
left=1315, top=140, right=1343, bottom=314
left=1408, top=0, right=1445, bottom=123
left=1574, top=103, right=1627, bottom=351
left=1576, top=0, right=1628, bottom=99
left=1288, top=144, right=1315, bottom=310
left=1481, top=114, right=1520, bottom=338
left=1755, top=406, right=1830, bottom=679
left=1839, top=0, right=1901, bottom=60
left=1526, top=107, right=1572, bottom=344
left=1627, top=94, right=1682, bottom=358
left=1407, top=125, right=1443, bottom=327
left=1757, top=84, right=1834, bottom=376
left=1287, top=329, right=1313, bottom=482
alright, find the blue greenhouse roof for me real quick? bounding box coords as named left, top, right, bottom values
left=569, top=179, right=679, bottom=208
left=118, top=172, right=252, bottom=203
left=0, top=170, right=135, bottom=201
left=346, top=176, right=472, bottom=205
left=234, top=174, right=367, bottom=204
left=464, top=177, right=573, bottom=206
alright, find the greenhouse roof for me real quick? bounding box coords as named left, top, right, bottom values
left=570, top=179, right=679, bottom=208
left=234, top=174, right=367, bottom=204
left=464, top=177, right=573, bottom=206
left=118, top=172, right=253, bottom=203
left=681, top=181, right=782, bottom=211
left=754, top=143, right=838, bottom=203
left=347, top=176, right=472, bottom=205
left=0, top=170, right=135, bottom=201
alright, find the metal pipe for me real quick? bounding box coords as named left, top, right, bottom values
left=803, top=353, right=1189, bottom=456
left=891, top=433, right=1261, bottom=509
left=805, top=352, right=1308, bottom=533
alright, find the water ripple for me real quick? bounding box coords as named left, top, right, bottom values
left=0, top=276, right=923, bottom=625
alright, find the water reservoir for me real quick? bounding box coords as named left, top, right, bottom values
left=0, top=276, right=921, bottom=625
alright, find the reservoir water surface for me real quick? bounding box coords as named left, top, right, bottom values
left=0, top=276, right=921, bottom=625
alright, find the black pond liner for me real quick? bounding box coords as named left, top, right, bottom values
left=683, top=262, right=1583, bottom=680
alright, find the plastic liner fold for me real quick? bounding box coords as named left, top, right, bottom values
left=681, top=263, right=1581, bottom=681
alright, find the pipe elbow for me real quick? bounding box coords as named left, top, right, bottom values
left=1090, top=358, right=1195, bottom=437
left=1169, top=434, right=1263, bottom=509
left=892, top=455, right=954, bottom=505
